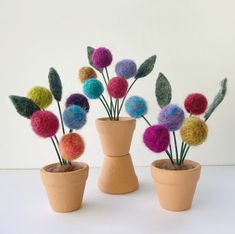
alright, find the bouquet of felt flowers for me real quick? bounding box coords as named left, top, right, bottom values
left=125, top=73, right=227, bottom=168
left=78, top=46, right=156, bottom=120
left=9, top=68, right=90, bottom=172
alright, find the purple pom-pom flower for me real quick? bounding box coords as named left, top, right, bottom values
left=115, top=59, right=137, bottom=79
left=143, top=125, right=170, bottom=153
left=65, top=93, right=90, bottom=113
left=92, top=47, right=112, bottom=69
left=158, top=104, right=185, bottom=131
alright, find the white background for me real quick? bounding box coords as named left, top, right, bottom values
left=1, top=0, right=234, bottom=168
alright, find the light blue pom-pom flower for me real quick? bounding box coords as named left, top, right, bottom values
left=83, top=78, right=104, bottom=99
left=125, top=96, right=148, bottom=118
left=63, top=105, right=87, bottom=130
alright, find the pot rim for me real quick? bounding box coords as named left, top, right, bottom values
left=96, top=117, right=135, bottom=122
left=40, top=161, right=89, bottom=175
left=151, top=159, right=201, bottom=173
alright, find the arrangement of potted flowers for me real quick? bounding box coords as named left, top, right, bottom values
left=78, top=46, right=157, bottom=194
left=125, top=72, right=228, bottom=211
left=9, top=68, right=89, bottom=212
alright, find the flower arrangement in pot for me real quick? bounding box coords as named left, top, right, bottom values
left=9, top=68, right=90, bottom=212
left=125, top=72, right=228, bottom=211
left=78, top=46, right=157, bottom=194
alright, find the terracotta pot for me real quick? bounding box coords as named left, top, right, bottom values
left=40, top=162, right=89, bottom=212
left=96, top=117, right=139, bottom=194
left=151, top=159, right=201, bottom=211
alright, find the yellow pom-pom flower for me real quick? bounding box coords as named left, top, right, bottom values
left=180, top=117, right=208, bottom=146
left=27, top=86, right=52, bottom=109
left=78, top=67, right=97, bottom=83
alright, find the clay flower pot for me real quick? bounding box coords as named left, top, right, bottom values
left=40, top=162, right=89, bottom=212
left=95, top=117, right=139, bottom=194
left=151, top=159, right=201, bottom=211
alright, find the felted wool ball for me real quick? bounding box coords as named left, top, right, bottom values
left=31, top=110, right=59, bottom=138
left=83, top=78, right=104, bottom=99
left=65, top=93, right=90, bottom=112
left=107, top=77, right=128, bottom=99
left=158, top=104, right=185, bottom=131
left=92, top=47, right=112, bottom=69
left=125, top=96, right=147, bottom=118
left=184, top=93, right=208, bottom=115
left=27, top=86, right=52, bottom=109
left=180, top=117, right=208, bottom=146
left=79, top=67, right=97, bottom=83
left=143, top=125, right=170, bottom=153
left=115, top=59, right=137, bottom=79
left=59, top=133, right=85, bottom=160
left=63, top=105, right=87, bottom=130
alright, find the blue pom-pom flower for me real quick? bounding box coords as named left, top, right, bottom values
left=83, top=78, right=104, bottom=99
left=125, top=96, right=148, bottom=118
left=63, top=105, right=87, bottom=130
left=115, top=59, right=137, bottom=79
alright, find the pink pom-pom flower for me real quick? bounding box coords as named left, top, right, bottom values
left=92, top=47, right=112, bottom=69
left=143, top=125, right=170, bottom=153
left=31, top=110, right=59, bottom=138
left=107, top=77, right=128, bottom=99
left=184, top=93, right=208, bottom=115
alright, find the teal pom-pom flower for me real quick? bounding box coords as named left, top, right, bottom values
left=63, top=105, right=87, bottom=130
left=125, top=96, right=148, bottom=118
left=83, top=78, right=104, bottom=99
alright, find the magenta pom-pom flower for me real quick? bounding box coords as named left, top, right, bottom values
left=92, top=47, right=113, bottom=69
left=31, top=110, right=59, bottom=138
left=143, top=125, right=170, bottom=153
left=184, top=93, right=208, bottom=115
left=107, top=77, right=128, bottom=99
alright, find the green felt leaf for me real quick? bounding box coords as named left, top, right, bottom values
left=48, top=67, right=62, bottom=101
left=135, top=55, right=157, bottom=79
left=204, top=78, right=228, bottom=121
left=155, top=72, right=172, bottom=108
left=87, top=46, right=103, bottom=73
left=9, top=95, right=40, bottom=118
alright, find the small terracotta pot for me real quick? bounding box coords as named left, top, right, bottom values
left=151, top=159, right=201, bottom=211
left=40, top=162, right=89, bottom=212
left=96, top=117, right=139, bottom=194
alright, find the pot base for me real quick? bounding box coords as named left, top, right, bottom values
left=151, top=159, right=201, bottom=211
left=41, top=162, right=89, bottom=213
left=98, top=154, right=139, bottom=194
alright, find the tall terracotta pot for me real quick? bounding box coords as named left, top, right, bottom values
left=40, top=162, right=89, bottom=212
left=96, top=117, right=139, bottom=194
left=151, top=159, right=201, bottom=211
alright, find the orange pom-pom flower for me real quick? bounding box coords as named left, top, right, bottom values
left=59, top=133, right=85, bottom=160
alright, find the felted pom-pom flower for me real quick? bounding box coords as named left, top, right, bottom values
left=107, top=77, right=128, bottom=99
left=83, top=78, right=104, bottom=99
left=125, top=96, right=147, bottom=118
left=59, top=133, right=85, bottom=160
left=27, top=86, right=52, bottom=109
left=184, top=93, right=208, bottom=115
left=92, top=47, right=112, bottom=69
left=180, top=117, right=208, bottom=146
left=115, top=59, right=137, bottom=79
left=78, top=67, right=97, bottom=83
left=31, top=110, right=59, bottom=138
left=63, top=105, right=87, bottom=130
left=143, top=125, right=170, bottom=153
left=158, top=104, right=185, bottom=131
left=65, top=93, right=90, bottom=113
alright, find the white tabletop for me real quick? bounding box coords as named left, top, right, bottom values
left=1, top=166, right=235, bottom=234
